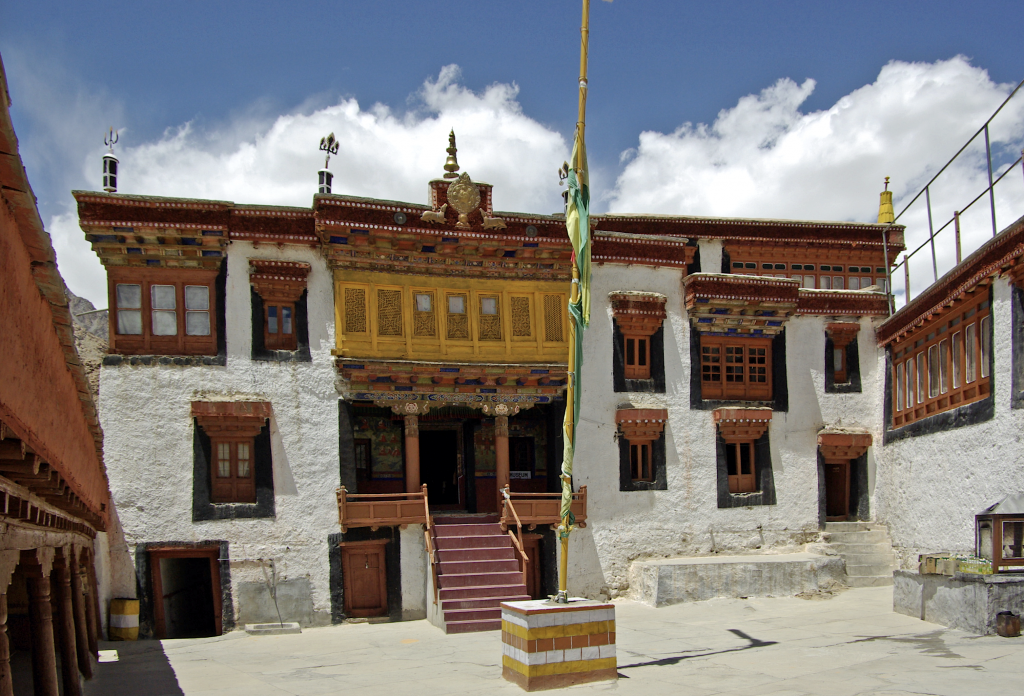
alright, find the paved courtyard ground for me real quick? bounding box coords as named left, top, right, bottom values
left=83, top=587, right=1022, bottom=695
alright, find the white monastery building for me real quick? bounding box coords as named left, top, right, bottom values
left=74, top=135, right=1024, bottom=636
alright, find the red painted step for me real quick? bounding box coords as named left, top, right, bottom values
left=435, top=534, right=510, bottom=550
left=437, top=547, right=515, bottom=562
left=435, top=524, right=504, bottom=537
left=441, top=571, right=524, bottom=588
left=439, top=559, right=520, bottom=575
left=445, top=619, right=502, bottom=634
left=439, top=594, right=530, bottom=611
left=443, top=607, right=501, bottom=623
left=438, top=582, right=527, bottom=601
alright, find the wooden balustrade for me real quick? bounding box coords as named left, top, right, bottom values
left=336, top=484, right=430, bottom=532
left=502, top=487, right=529, bottom=589
left=500, top=486, right=588, bottom=532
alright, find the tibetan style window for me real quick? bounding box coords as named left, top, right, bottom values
left=108, top=267, right=219, bottom=355
left=825, top=323, right=861, bottom=393
left=611, top=292, right=667, bottom=393
left=250, top=259, right=310, bottom=360
left=890, top=290, right=991, bottom=429
left=192, top=401, right=275, bottom=520
left=700, top=337, right=772, bottom=401
left=616, top=409, right=667, bottom=491
left=479, top=295, right=502, bottom=340
left=446, top=293, right=469, bottom=340
left=713, top=408, right=776, bottom=508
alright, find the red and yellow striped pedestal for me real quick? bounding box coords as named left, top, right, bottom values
left=501, top=599, right=617, bottom=691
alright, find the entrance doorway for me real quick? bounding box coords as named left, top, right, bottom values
left=149, top=547, right=223, bottom=638
left=824, top=460, right=851, bottom=521
left=421, top=428, right=463, bottom=509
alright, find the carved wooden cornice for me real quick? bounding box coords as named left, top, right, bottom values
left=712, top=408, right=772, bottom=441
left=609, top=292, right=668, bottom=335
left=684, top=274, right=798, bottom=336
left=249, top=259, right=311, bottom=304
left=817, top=430, right=872, bottom=461
left=615, top=408, right=668, bottom=442
left=826, top=322, right=861, bottom=348
left=338, top=359, right=568, bottom=398
left=191, top=401, right=272, bottom=438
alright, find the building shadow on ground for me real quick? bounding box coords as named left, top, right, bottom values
left=84, top=641, right=185, bottom=696
left=617, top=628, right=778, bottom=675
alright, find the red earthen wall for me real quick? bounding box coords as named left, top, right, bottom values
left=0, top=196, right=109, bottom=520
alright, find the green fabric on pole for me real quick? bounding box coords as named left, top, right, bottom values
left=560, top=129, right=590, bottom=531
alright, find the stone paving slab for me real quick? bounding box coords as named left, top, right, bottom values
left=84, top=587, right=1023, bottom=695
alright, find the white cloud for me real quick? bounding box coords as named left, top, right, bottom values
left=18, top=55, right=1024, bottom=309
left=27, top=65, right=569, bottom=307
left=608, top=56, right=1024, bottom=304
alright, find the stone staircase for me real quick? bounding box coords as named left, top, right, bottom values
left=432, top=516, right=529, bottom=634
left=823, top=521, right=896, bottom=587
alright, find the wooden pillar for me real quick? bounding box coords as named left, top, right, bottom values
left=82, top=551, right=99, bottom=656
left=22, top=548, right=59, bottom=696
left=68, top=550, right=92, bottom=679
left=52, top=551, right=82, bottom=696
left=495, top=415, right=510, bottom=497
left=0, top=550, right=21, bottom=696
left=404, top=414, right=421, bottom=494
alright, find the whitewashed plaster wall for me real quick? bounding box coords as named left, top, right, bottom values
left=98, top=241, right=341, bottom=627
left=565, top=264, right=887, bottom=598
left=875, top=277, right=1024, bottom=568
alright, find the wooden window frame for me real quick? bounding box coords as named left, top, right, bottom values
left=264, top=302, right=297, bottom=351
left=623, top=334, right=651, bottom=379
left=354, top=437, right=373, bottom=480
left=108, top=267, right=218, bottom=356
left=210, top=436, right=256, bottom=504
left=729, top=256, right=888, bottom=293
left=724, top=439, right=757, bottom=493
left=700, top=336, right=772, bottom=401
left=629, top=440, right=654, bottom=482
left=891, top=292, right=991, bottom=428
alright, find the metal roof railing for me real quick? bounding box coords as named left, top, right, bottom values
left=884, top=77, right=1024, bottom=314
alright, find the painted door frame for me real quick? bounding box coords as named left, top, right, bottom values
left=148, top=545, right=223, bottom=638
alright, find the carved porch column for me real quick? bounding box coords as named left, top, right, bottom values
left=52, top=549, right=82, bottom=696
left=495, top=416, right=510, bottom=497
left=22, top=548, right=59, bottom=696
left=68, top=549, right=92, bottom=679
left=404, top=414, right=421, bottom=494
left=380, top=402, right=431, bottom=495
left=0, top=550, right=21, bottom=696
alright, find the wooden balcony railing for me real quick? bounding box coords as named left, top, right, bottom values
left=336, top=484, right=430, bottom=532
left=500, top=486, right=587, bottom=532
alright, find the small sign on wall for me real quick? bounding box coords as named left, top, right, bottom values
left=510, top=471, right=532, bottom=480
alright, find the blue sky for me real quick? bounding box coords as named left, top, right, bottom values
left=2, top=1, right=1023, bottom=307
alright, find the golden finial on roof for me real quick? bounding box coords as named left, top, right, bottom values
left=877, top=176, right=895, bottom=224
left=443, top=129, right=460, bottom=179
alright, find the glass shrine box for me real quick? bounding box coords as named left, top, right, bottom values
left=976, top=494, right=1024, bottom=573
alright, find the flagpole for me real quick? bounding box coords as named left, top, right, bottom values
left=557, top=0, right=591, bottom=604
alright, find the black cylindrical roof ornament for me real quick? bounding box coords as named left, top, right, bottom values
left=103, top=127, right=119, bottom=193
left=319, top=132, right=339, bottom=194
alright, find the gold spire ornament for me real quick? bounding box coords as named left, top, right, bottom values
left=443, top=130, right=460, bottom=179
left=878, top=176, right=895, bottom=224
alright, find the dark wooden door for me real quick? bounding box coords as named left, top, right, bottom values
left=341, top=542, right=388, bottom=618
left=824, top=460, right=850, bottom=521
